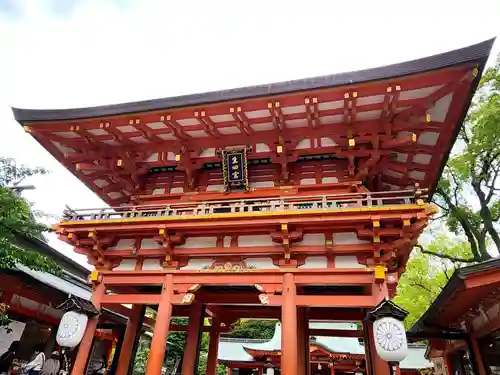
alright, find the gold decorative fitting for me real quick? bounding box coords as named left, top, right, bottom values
left=135, top=119, right=140, bottom=124
left=116, top=159, right=123, bottom=167
left=403, top=219, right=411, bottom=227
left=312, top=97, right=318, bottom=103
left=386, top=87, right=392, bottom=93
left=159, top=228, right=165, bottom=235
left=281, top=223, right=288, bottom=231
left=175, top=154, right=181, bottom=162
left=188, top=284, right=201, bottom=292
left=275, top=101, right=280, bottom=108
left=472, top=67, right=479, bottom=78
left=396, top=85, right=401, bottom=91
left=374, top=235, right=380, bottom=243
left=0, top=303, right=9, bottom=316
left=181, top=293, right=195, bottom=305
left=67, top=233, right=73, bottom=239
left=160, top=116, right=165, bottom=121
left=201, top=111, right=206, bottom=116
left=412, top=133, right=417, bottom=142
left=203, top=261, right=250, bottom=273
left=90, top=270, right=100, bottom=282
left=352, top=92, right=358, bottom=98
left=267, top=103, right=273, bottom=109
left=374, top=265, right=386, bottom=280
left=426, top=113, right=432, bottom=122
left=129, top=119, right=134, bottom=125
left=100, top=122, right=104, bottom=128
left=304, top=98, right=310, bottom=104
left=166, top=115, right=171, bottom=120
left=259, top=293, right=270, bottom=305
left=348, top=138, right=356, bottom=147
left=194, top=111, right=199, bottom=117
left=237, top=107, right=242, bottom=112
left=23, top=126, right=32, bottom=133
left=325, top=240, right=333, bottom=246
left=88, top=232, right=95, bottom=238
left=276, top=145, right=283, bottom=154
left=344, top=93, right=349, bottom=99
left=254, top=284, right=265, bottom=292
left=416, top=199, right=424, bottom=206
left=230, top=107, right=235, bottom=113
left=373, top=220, right=380, bottom=228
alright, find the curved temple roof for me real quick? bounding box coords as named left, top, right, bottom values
left=11, top=39, right=495, bottom=204
left=218, top=322, right=433, bottom=370
left=12, top=39, right=494, bottom=122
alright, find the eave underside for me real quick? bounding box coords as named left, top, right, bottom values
left=410, top=259, right=500, bottom=337
left=12, top=39, right=493, bottom=205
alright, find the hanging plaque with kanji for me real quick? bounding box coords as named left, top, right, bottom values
left=221, top=149, right=249, bottom=192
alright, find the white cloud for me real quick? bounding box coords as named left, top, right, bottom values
left=0, top=0, right=498, bottom=267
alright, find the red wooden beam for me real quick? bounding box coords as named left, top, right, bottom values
left=101, top=294, right=161, bottom=305
left=8, top=304, right=60, bottom=326
left=295, top=295, right=377, bottom=308
left=464, top=270, right=500, bottom=289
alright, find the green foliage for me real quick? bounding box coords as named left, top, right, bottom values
left=433, top=55, right=500, bottom=261
left=395, top=236, right=474, bottom=329
left=225, top=319, right=276, bottom=339
left=0, top=157, right=59, bottom=326
left=131, top=336, right=151, bottom=375
left=131, top=318, right=273, bottom=375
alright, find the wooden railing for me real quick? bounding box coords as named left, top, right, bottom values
left=61, top=189, right=427, bottom=222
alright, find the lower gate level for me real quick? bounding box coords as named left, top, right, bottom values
left=70, top=268, right=398, bottom=375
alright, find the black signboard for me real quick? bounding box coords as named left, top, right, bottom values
left=220, top=149, right=249, bottom=192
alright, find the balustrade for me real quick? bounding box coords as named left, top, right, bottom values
left=62, top=189, right=427, bottom=222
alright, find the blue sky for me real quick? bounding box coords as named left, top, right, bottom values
left=0, top=0, right=499, bottom=267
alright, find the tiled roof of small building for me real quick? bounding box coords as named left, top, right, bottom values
left=218, top=321, right=433, bottom=370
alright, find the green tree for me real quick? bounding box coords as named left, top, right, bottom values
left=395, top=236, right=474, bottom=329
left=225, top=319, right=276, bottom=339
left=0, top=157, right=58, bottom=271
left=131, top=336, right=152, bottom=375
left=0, top=157, right=59, bottom=326
left=426, top=56, right=500, bottom=262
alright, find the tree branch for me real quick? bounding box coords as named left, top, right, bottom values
left=430, top=214, right=447, bottom=222
left=486, top=164, right=500, bottom=204
left=459, top=124, right=470, bottom=144
left=435, top=186, right=482, bottom=259
left=415, top=244, right=477, bottom=263
left=410, top=283, right=434, bottom=294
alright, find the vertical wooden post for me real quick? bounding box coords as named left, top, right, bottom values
left=71, top=281, right=105, bottom=375
left=329, top=363, right=335, bottom=375
left=115, top=304, right=144, bottom=375
left=297, top=307, right=308, bottom=375
left=258, top=367, right=263, bottom=375
left=181, top=302, right=204, bottom=375
left=146, top=274, right=174, bottom=375
left=468, top=334, right=487, bottom=375
left=363, top=320, right=390, bottom=375
left=206, top=316, right=222, bottom=375
left=281, top=273, right=298, bottom=375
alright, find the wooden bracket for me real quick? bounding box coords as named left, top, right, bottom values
left=271, top=225, right=303, bottom=263
left=155, top=230, right=185, bottom=269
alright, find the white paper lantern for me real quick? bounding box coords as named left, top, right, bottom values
left=372, top=317, right=408, bottom=363
left=56, top=311, right=88, bottom=348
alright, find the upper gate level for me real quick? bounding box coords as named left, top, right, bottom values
left=12, top=39, right=493, bottom=207
left=10, top=39, right=493, bottom=278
